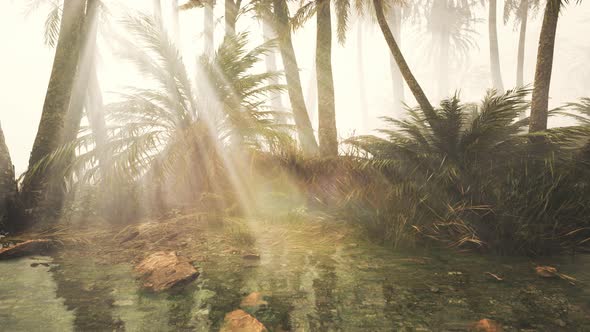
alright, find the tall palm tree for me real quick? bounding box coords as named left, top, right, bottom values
left=373, top=0, right=437, bottom=126
left=386, top=6, right=405, bottom=111
left=529, top=0, right=580, bottom=132
left=489, top=0, right=505, bottom=92
left=504, top=0, right=540, bottom=87
left=179, top=1, right=216, bottom=55
left=0, top=123, right=17, bottom=232
left=21, top=0, right=87, bottom=215
left=292, top=0, right=353, bottom=156
left=31, top=0, right=108, bottom=177
left=225, top=0, right=241, bottom=36
left=273, top=0, right=319, bottom=155
left=315, top=0, right=338, bottom=156
left=424, top=0, right=478, bottom=99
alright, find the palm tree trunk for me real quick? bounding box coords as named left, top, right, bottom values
left=357, top=23, right=369, bottom=132
left=86, top=65, right=107, bottom=170
left=203, top=0, right=215, bottom=57
left=21, top=0, right=87, bottom=212
left=225, top=0, right=240, bottom=37
left=530, top=0, right=560, bottom=132
left=316, top=0, right=338, bottom=157
left=386, top=6, right=405, bottom=112
left=273, top=0, right=319, bottom=156
left=438, top=28, right=450, bottom=99
left=262, top=17, right=284, bottom=116
left=516, top=2, right=529, bottom=87
left=489, top=0, right=505, bottom=92
left=373, top=0, right=436, bottom=122
left=306, top=50, right=318, bottom=129
left=0, top=123, right=18, bottom=232
left=62, top=0, right=100, bottom=145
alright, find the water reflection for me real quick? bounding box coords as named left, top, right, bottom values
left=1, top=228, right=589, bottom=331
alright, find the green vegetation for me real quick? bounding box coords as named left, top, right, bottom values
left=2, top=0, right=590, bottom=259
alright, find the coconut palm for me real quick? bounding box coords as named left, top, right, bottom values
left=504, top=0, right=541, bottom=87
left=488, top=0, right=505, bottom=92
left=25, top=15, right=290, bottom=196
left=530, top=0, right=582, bottom=132
left=0, top=123, right=18, bottom=232
left=21, top=0, right=87, bottom=217
left=423, top=0, right=479, bottom=98
left=292, top=0, right=354, bottom=157
left=372, top=0, right=438, bottom=130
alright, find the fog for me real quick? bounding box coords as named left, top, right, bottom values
left=1, top=0, right=589, bottom=172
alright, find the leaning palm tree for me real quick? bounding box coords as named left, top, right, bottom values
left=372, top=0, right=438, bottom=129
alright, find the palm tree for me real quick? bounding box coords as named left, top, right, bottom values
left=424, top=0, right=479, bottom=99
left=292, top=0, right=354, bottom=156
left=529, top=0, right=580, bottom=132
left=0, top=123, right=17, bottom=232
left=489, top=0, right=505, bottom=92
left=38, top=15, right=289, bottom=184
left=315, top=0, right=338, bottom=156
left=179, top=1, right=216, bottom=55
left=225, top=0, right=242, bottom=36
left=21, top=0, right=87, bottom=215
left=272, top=0, right=319, bottom=155
left=504, top=0, right=540, bottom=87
left=372, top=0, right=438, bottom=126
left=386, top=5, right=405, bottom=111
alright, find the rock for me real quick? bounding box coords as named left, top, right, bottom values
left=471, top=319, right=503, bottom=332
left=134, top=251, right=199, bottom=292
left=535, top=266, right=558, bottom=278
left=240, top=292, right=268, bottom=312
left=220, top=309, right=267, bottom=332
left=0, top=239, right=59, bottom=260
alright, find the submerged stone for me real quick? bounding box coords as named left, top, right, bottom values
left=134, top=251, right=199, bottom=292
left=221, top=309, right=267, bottom=332
left=240, top=292, right=268, bottom=313
left=471, top=319, right=503, bottom=331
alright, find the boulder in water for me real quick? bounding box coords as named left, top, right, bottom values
left=220, top=309, right=267, bottom=332
left=134, top=251, right=199, bottom=292
left=0, top=239, right=59, bottom=260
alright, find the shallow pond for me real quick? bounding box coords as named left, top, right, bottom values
left=1, top=220, right=589, bottom=331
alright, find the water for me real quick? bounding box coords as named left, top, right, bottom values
left=0, top=220, right=589, bottom=331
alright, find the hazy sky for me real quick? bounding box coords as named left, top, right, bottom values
left=1, top=1, right=589, bottom=173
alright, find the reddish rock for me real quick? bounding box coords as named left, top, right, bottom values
left=0, top=239, right=58, bottom=260
left=472, top=319, right=503, bottom=332
left=134, top=251, right=199, bottom=292
left=221, top=309, right=267, bottom=332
